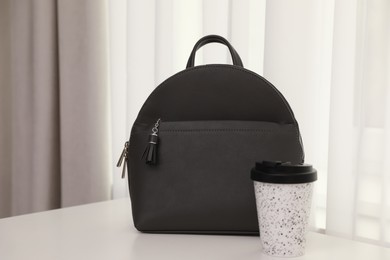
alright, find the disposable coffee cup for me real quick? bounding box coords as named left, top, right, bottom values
left=251, top=161, right=317, bottom=257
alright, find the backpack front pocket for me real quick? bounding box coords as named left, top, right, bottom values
left=128, top=120, right=303, bottom=234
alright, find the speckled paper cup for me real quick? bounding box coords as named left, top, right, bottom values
left=251, top=161, right=317, bottom=257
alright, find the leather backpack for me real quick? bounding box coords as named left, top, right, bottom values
left=117, top=35, right=304, bottom=235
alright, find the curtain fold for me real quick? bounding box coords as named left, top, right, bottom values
left=9, top=0, right=61, bottom=216
left=57, top=0, right=111, bottom=207
left=327, top=0, right=390, bottom=245
left=0, top=0, right=12, bottom=218
left=0, top=0, right=111, bottom=218
left=263, top=0, right=334, bottom=230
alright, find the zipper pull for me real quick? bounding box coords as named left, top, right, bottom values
left=117, top=141, right=129, bottom=178
left=142, top=118, right=161, bottom=165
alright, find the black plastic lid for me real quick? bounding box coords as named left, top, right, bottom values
left=251, top=161, right=317, bottom=184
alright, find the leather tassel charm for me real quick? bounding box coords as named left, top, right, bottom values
left=142, top=133, right=158, bottom=165
left=142, top=118, right=161, bottom=165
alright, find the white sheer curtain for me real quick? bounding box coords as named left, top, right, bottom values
left=327, top=0, right=390, bottom=245
left=107, top=0, right=390, bottom=245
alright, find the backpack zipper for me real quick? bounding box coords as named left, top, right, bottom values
left=117, top=141, right=129, bottom=178
left=117, top=118, right=161, bottom=178
left=131, top=118, right=303, bottom=169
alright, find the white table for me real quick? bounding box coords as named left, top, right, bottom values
left=0, top=199, right=389, bottom=260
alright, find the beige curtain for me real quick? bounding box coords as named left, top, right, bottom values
left=0, top=0, right=111, bottom=218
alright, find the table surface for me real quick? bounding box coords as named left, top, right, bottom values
left=0, top=198, right=389, bottom=260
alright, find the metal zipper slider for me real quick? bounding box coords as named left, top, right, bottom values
left=117, top=141, right=129, bottom=178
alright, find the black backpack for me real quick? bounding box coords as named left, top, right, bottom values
left=117, top=35, right=304, bottom=235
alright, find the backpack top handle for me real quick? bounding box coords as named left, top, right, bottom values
left=186, top=35, right=244, bottom=69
